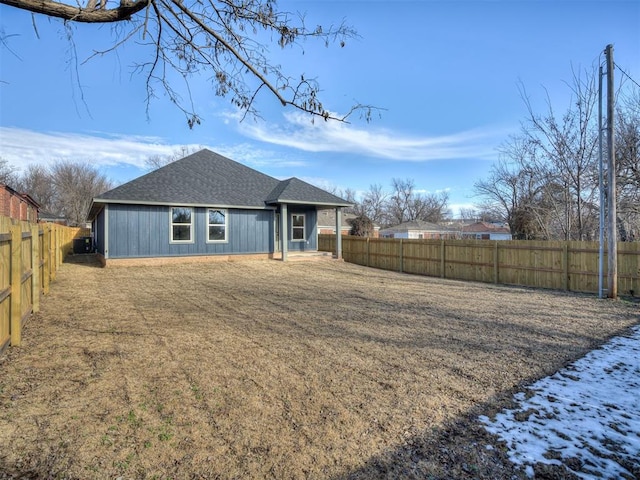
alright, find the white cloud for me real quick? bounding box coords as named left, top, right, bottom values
left=237, top=111, right=507, bottom=162
left=0, top=127, right=188, bottom=171
left=215, top=143, right=309, bottom=169
left=0, top=128, right=308, bottom=173
left=449, top=202, right=477, bottom=217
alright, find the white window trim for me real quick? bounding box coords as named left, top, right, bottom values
left=170, top=206, right=194, bottom=244
left=291, top=213, right=306, bottom=242
left=206, top=208, right=228, bottom=243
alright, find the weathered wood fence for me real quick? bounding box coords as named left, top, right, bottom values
left=319, top=235, right=640, bottom=296
left=0, top=216, right=86, bottom=353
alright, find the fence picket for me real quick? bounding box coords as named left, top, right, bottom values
left=0, top=216, right=86, bottom=352
left=318, top=235, right=639, bottom=296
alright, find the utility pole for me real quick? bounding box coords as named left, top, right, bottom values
left=598, top=64, right=604, bottom=298
left=605, top=44, right=617, bottom=299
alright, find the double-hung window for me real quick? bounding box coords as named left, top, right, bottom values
left=292, top=214, right=305, bottom=241
left=207, top=209, right=227, bottom=242
left=171, top=207, right=193, bottom=243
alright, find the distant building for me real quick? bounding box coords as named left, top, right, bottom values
left=38, top=211, right=69, bottom=225
left=461, top=221, right=512, bottom=240
left=317, top=210, right=380, bottom=237
left=0, top=184, right=40, bottom=222
left=379, top=220, right=459, bottom=239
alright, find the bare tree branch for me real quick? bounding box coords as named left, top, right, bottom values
left=0, top=0, right=149, bottom=22
left=0, top=0, right=379, bottom=126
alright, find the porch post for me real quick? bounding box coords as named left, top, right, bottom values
left=335, top=207, right=342, bottom=259
left=281, top=203, right=288, bottom=261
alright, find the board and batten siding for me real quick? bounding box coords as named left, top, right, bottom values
left=286, top=207, right=317, bottom=252
left=105, top=204, right=274, bottom=259
left=93, top=208, right=106, bottom=255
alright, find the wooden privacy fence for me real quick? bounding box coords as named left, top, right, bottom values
left=0, top=216, right=85, bottom=353
left=319, top=235, right=640, bottom=296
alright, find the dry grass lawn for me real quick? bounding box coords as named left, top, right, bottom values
left=0, top=256, right=637, bottom=479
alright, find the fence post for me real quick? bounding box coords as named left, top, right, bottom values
left=494, top=241, right=499, bottom=284
left=31, top=224, right=40, bottom=313
left=56, top=225, right=62, bottom=269
left=43, top=224, right=51, bottom=295
left=563, top=243, right=569, bottom=291
left=10, top=224, right=22, bottom=346
left=50, top=225, right=57, bottom=281
left=440, top=240, right=446, bottom=278
left=366, top=237, right=370, bottom=267
left=399, top=239, right=403, bottom=273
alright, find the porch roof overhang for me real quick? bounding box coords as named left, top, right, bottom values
left=266, top=199, right=353, bottom=209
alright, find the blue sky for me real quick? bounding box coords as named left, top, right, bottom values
left=1, top=0, right=639, bottom=216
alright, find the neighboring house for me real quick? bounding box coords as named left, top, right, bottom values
left=38, top=211, right=68, bottom=225
left=461, top=221, right=512, bottom=240
left=317, top=210, right=380, bottom=237
left=379, top=220, right=458, bottom=239
left=0, top=184, right=40, bottom=222
left=87, top=149, right=352, bottom=263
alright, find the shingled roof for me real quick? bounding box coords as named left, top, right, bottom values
left=89, top=149, right=351, bottom=219
left=380, top=220, right=457, bottom=234
left=265, top=177, right=350, bottom=206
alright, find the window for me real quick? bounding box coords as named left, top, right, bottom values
left=292, top=213, right=305, bottom=241
left=171, top=207, right=193, bottom=243
left=208, top=209, right=227, bottom=242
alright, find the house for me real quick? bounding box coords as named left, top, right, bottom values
left=38, top=211, right=68, bottom=225
left=379, top=220, right=459, bottom=239
left=317, top=210, right=380, bottom=237
left=461, top=221, right=512, bottom=240
left=87, top=149, right=352, bottom=264
left=0, top=183, right=40, bottom=223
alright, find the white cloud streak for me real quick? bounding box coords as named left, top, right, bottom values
left=0, top=127, right=308, bottom=173
left=0, top=127, right=186, bottom=170
left=238, top=111, right=507, bottom=162
left=0, top=114, right=507, bottom=180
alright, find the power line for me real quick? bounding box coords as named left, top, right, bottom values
left=614, top=61, right=640, bottom=89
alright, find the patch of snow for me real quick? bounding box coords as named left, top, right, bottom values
left=480, top=325, right=640, bottom=480
left=525, top=464, right=534, bottom=478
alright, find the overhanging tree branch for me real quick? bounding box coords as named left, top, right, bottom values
left=1, top=0, right=379, bottom=126
left=0, top=0, right=149, bottom=22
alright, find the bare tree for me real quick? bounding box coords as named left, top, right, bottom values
left=386, top=178, right=414, bottom=225
left=144, top=145, right=202, bottom=170
left=474, top=139, right=549, bottom=239
left=616, top=87, right=640, bottom=240
left=16, top=164, right=56, bottom=212
left=48, top=161, right=113, bottom=226
left=457, top=207, right=478, bottom=222
left=1, top=0, right=377, bottom=126
left=340, top=188, right=358, bottom=215
left=416, top=190, right=450, bottom=223
left=385, top=178, right=450, bottom=226
left=0, top=158, right=19, bottom=186
left=359, top=183, right=388, bottom=225
left=517, top=69, right=600, bottom=240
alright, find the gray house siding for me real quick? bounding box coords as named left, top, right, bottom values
left=286, top=207, right=317, bottom=252
left=92, top=208, right=106, bottom=255
left=106, top=204, right=274, bottom=259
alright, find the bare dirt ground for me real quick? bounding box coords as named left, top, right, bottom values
left=0, top=256, right=637, bottom=479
